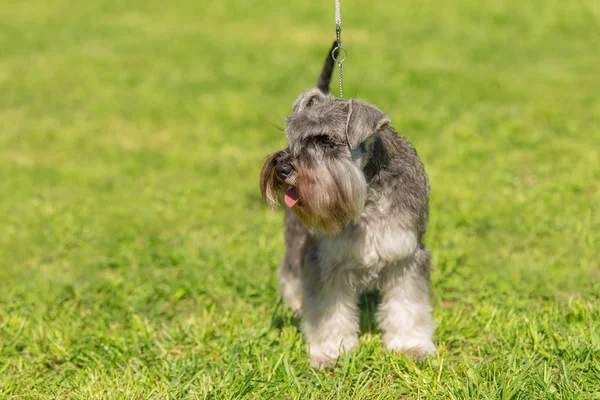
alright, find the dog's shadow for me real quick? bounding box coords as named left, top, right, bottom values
left=270, top=290, right=382, bottom=335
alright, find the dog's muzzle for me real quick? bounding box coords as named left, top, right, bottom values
left=274, top=162, right=300, bottom=208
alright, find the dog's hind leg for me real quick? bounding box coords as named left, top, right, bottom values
left=278, top=257, right=303, bottom=312
left=279, top=209, right=312, bottom=312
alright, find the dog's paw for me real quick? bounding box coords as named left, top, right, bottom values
left=385, top=335, right=436, bottom=359
left=284, top=297, right=302, bottom=314
left=308, top=345, right=341, bottom=370
left=310, top=353, right=338, bottom=370
left=307, top=338, right=357, bottom=370
left=280, top=280, right=303, bottom=313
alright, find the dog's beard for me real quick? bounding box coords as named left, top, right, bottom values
left=292, top=153, right=366, bottom=235
left=259, top=151, right=286, bottom=208
left=260, top=150, right=367, bottom=235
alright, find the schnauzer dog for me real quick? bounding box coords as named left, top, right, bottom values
left=259, top=43, right=436, bottom=369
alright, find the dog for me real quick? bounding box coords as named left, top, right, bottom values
left=259, top=43, right=436, bottom=369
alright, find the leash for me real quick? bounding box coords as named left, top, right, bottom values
left=333, top=0, right=347, bottom=99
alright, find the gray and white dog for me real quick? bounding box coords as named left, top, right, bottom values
left=260, top=44, right=436, bottom=369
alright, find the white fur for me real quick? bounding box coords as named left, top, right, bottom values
left=318, top=222, right=418, bottom=273
left=301, top=278, right=359, bottom=369
left=301, top=223, right=434, bottom=367
left=358, top=226, right=418, bottom=267
left=279, top=270, right=302, bottom=313
left=377, top=261, right=436, bottom=356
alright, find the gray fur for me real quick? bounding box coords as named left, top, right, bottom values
left=259, top=89, right=436, bottom=369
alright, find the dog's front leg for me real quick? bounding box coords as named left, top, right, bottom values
left=300, top=266, right=359, bottom=369
left=377, top=246, right=436, bottom=358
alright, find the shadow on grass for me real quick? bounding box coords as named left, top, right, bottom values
left=270, top=290, right=382, bottom=335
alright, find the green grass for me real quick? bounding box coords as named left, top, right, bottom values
left=1, top=0, right=599, bottom=398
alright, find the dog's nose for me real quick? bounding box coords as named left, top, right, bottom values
left=275, top=163, right=293, bottom=179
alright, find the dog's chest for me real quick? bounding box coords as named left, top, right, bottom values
left=318, top=220, right=418, bottom=272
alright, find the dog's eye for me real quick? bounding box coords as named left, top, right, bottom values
left=306, top=135, right=339, bottom=148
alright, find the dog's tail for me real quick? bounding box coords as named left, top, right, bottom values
left=317, top=41, right=339, bottom=94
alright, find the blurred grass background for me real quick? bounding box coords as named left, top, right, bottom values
left=0, top=0, right=599, bottom=398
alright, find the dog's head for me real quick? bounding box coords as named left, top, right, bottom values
left=260, top=89, right=390, bottom=234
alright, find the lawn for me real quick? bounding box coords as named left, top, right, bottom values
left=0, top=0, right=599, bottom=398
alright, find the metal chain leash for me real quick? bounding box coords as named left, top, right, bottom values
left=333, top=0, right=347, bottom=99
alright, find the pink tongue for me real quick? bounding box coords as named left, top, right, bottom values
left=284, top=188, right=300, bottom=208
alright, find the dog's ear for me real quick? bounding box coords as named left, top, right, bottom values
left=292, top=88, right=328, bottom=113
left=345, top=100, right=391, bottom=150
